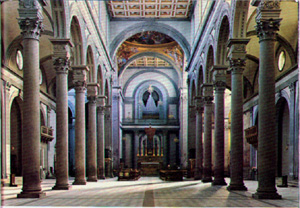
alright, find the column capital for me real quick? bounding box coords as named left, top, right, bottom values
left=18, top=0, right=45, bottom=40
left=53, top=58, right=70, bottom=74
left=72, top=65, right=89, bottom=90
left=253, top=0, right=281, bottom=41
left=98, top=106, right=106, bottom=114
left=201, top=84, right=214, bottom=105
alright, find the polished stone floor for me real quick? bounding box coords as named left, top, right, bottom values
left=1, top=177, right=299, bottom=207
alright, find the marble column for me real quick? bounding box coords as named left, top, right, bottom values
left=194, top=96, right=203, bottom=180
left=133, top=131, right=139, bottom=170
left=252, top=0, right=281, bottom=199
left=87, top=83, right=99, bottom=182
left=201, top=84, right=213, bottom=183
left=72, top=66, right=89, bottom=185
left=227, top=39, right=249, bottom=191
left=212, top=66, right=227, bottom=186
left=51, top=39, right=73, bottom=190
left=97, top=96, right=106, bottom=179
left=17, top=0, right=45, bottom=198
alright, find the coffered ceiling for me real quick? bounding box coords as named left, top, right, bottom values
left=107, top=0, right=194, bottom=19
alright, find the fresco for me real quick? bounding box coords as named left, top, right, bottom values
left=116, top=32, right=184, bottom=69
left=126, top=31, right=175, bottom=45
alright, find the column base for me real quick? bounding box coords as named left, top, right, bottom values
left=201, top=177, right=213, bottom=183
left=52, top=184, right=71, bottom=190
left=72, top=180, right=86, bottom=185
left=98, top=176, right=105, bottom=180
left=194, top=169, right=202, bottom=180
left=212, top=178, right=227, bottom=186
left=252, top=192, right=282, bottom=199
left=87, top=177, right=98, bottom=182
left=227, top=184, right=247, bottom=191
left=17, top=191, right=46, bottom=198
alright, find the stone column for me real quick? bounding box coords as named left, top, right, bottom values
left=97, top=96, right=106, bottom=179
left=86, top=83, right=99, bottom=182
left=194, top=96, right=203, bottom=180
left=17, top=0, right=45, bottom=198
left=212, top=66, right=227, bottom=186
left=201, top=84, right=213, bottom=183
left=252, top=0, right=281, bottom=199
left=51, top=39, right=73, bottom=190
left=227, top=39, right=249, bottom=191
left=72, top=66, right=89, bottom=185
left=162, top=130, right=168, bottom=168
left=133, top=131, right=139, bottom=170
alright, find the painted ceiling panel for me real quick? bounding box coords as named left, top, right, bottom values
left=107, top=0, right=193, bottom=19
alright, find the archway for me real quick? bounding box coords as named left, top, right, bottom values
left=10, top=99, right=22, bottom=176
left=68, top=107, right=75, bottom=177
left=276, top=97, right=290, bottom=177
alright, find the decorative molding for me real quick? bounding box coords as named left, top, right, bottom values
left=255, top=19, right=281, bottom=41
left=88, top=96, right=97, bottom=104
left=258, top=0, right=280, bottom=10
left=18, top=18, right=44, bottom=40
left=53, top=57, right=70, bottom=74
left=214, top=81, right=226, bottom=90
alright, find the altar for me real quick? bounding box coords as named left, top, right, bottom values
left=138, top=155, right=163, bottom=176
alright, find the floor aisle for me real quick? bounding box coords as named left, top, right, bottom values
left=1, top=177, right=298, bottom=207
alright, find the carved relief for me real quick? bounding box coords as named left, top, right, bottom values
left=19, top=0, right=40, bottom=9
left=229, top=58, right=246, bottom=69
left=18, top=18, right=44, bottom=40
left=255, top=19, right=281, bottom=41
left=53, top=57, right=70, bottom=74
left=214, top=81, right=226, bottom=89
left=259, top=0, right=280, bottom=10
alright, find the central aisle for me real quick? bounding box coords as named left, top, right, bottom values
left=2, top=177, right=298, bottom=207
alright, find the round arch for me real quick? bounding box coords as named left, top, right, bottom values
left=70, top=16, right=83, bottom=65
left=109, top=22, right=191, bottom=60
left=119, top=52, right=182, bottom=86
left=216, top=15, right=230, bottom=65
left=205, top=46, right=214, bottom=84
left=86, top=45, right=95, bottom=83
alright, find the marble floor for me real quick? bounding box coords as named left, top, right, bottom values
left=1, top=177, right=299, bottom=207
